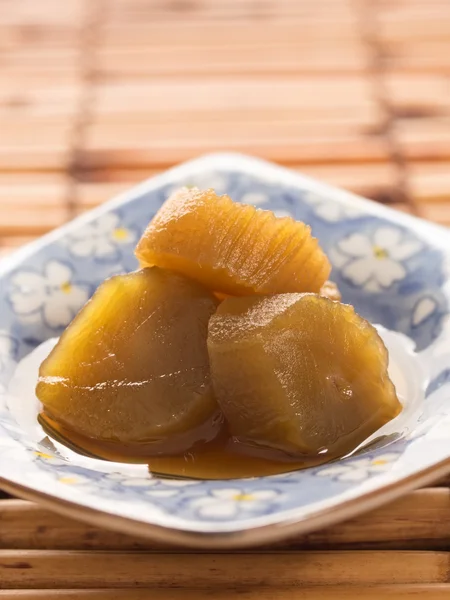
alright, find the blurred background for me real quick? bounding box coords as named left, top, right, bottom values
left=0, top=0, right=448, bottom=259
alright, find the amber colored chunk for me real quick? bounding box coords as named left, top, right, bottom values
left=36, top=267, right=219, bottom=448
left=320, top=280, right=341, bottom=301
left=208, top=294, right=401, bottom=457
left=135, top=187, right=331, bottom=296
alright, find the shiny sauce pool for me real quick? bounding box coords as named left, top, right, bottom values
left=38, top=411, right=333, bottom=479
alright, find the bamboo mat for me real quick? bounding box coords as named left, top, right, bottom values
left=0, top=0, right=450, bottom=597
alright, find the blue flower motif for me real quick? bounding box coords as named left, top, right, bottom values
left=303, top=190, right=363, bottom=223
left=0, top=331, right=18, bottom=372
left=315, top=452, right=400, bottom=482
left=8, top=260, right=90, bottom=329
left=0, top=331, right=18, bottom=393
left=331, top=227, right=423, bottom=292
left=100, top=472, right=200, bottom=498
left=31, top=452, right=202, bottom=501
left=188, top=488, right=283, bottom=521
left=67, top=213, right=138, bottom=262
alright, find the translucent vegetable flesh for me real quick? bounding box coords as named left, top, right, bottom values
left=207, top=294, right=401, bottom=457
left=36, top=267, right=219, bottom=448
left=135, top=187, right=331, bottom=296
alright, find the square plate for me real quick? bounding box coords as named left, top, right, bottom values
left=1, top=154, right=450, bottom=548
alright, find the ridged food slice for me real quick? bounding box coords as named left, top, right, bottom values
left=135, top=187, right=331, bottom=296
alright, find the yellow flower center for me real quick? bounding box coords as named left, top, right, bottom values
left=373, top=246, right=388, bottom=260
left=60, top=281, right=72, bottom=294
left=34, top=451, right=53, bottom=460
left=112, top=227, right=129, bottom=241
left=371, top=459, right=387, bottom=466
left=58, top=476, right=79, bottom=485
left=232, top=493, right=254, bottom=502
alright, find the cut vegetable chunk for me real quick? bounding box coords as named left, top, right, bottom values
left=136, top=187, right=331, bottom=296
left=37, top=267, right=219, bottom=449
left=208, top=294, right=401, bottom=457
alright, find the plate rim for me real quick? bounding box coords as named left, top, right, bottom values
left=2, top=455, right=450, bottom=549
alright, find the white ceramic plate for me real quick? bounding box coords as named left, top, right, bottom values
left=0, top=154, right=449, bottom=548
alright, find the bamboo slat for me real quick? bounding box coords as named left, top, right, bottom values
left=0, top=93, right=80, bottom=118
left=86, top=117, right=384, bottom=138
left=0, top=118, right=73, bottom=171
left=98, top=11, right=367, bottom=75
left=408, top=162, right=450, bottom=206
left=0, top=26, right=80, bottom=51
left=92, top=77, right=377, bottom=113
left=396, top=119, right=450, bottom=161
left=1, top=48, right=79, bottom=67
left=107, top=0, right=356, bottom=24
left=0, top=206, right=68, bottom=235
left=0, top=0, right=85, bottom=26
left=102, top=21, right=361, bottom=47
left=1, top=490, right=450, bottom=552
left=419, top=203, right=450, bottom=227
left=85, top=75, right=389, bottom=166
left=379, top=3, right=450, bottom=43
left=83, top=122, right=386, bottom=157
left=97, top=44, right=368, bottom=77
left=0, top=152, right=71, bottom=173
left=0, top=69, right=80, bottom=88
left=2, top=587, right=450, bottom=599
left=0, top=177, right=69, bottom=234
left=0, top=550, right=449, bottom=589
left=383, top=41, right=450, bottom=72
left=0, top=180, right=68, bottom=206
left=385, top=73, right=450, bottom=115
left=84, top=111, right=383, bottom=134
left=82, top=137, right=390, bottom=170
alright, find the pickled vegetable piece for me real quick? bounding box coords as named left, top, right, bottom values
left=208, top=294, right=401, bottom=457
left=37, top=267, right=219, bottom=447
left=136, top=187, right=331, bottom=296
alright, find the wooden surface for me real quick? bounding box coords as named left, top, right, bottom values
left=0, top=0, right=449, bottom=597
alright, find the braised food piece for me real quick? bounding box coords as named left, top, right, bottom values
left=37, top=267, right=219, bottom=448
left=208, top=294, right=401, bottom=457
left=136, top=187, right=331, bottom=296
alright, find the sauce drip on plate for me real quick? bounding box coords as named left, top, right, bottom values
left=38, top=411, right=332, bottom=479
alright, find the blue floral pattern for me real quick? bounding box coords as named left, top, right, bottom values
left=188, top=488, right=283, bottom=520
left=0, top=331, right=18, bottom=393
left=0, top=154, right=449, bottom=541
left=316, top=452, right=400, bottom=482
left=331, top=227, right=423, bottom=293
left=66, top=212, right=138, bottom=263
left=8, top=260, right=91, bottom=331
left=303, top=190, right=364, bottom=223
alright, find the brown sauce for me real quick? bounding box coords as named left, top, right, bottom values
left=38, top=411, right=334, bottom=479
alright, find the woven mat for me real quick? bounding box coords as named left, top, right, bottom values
left=0, top=0, right=450, bottom=597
